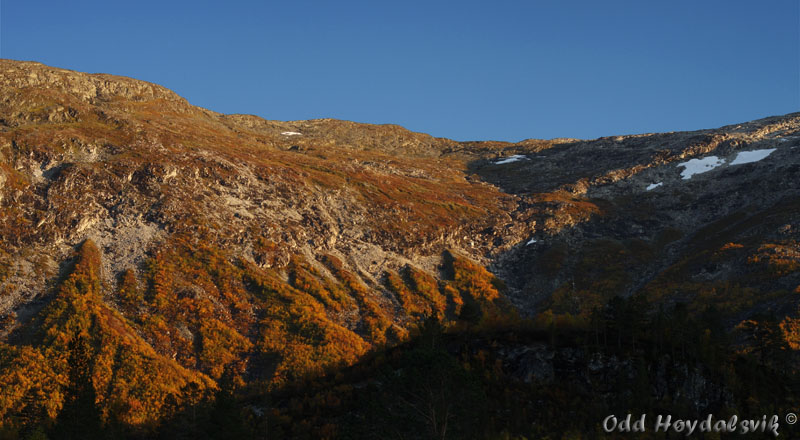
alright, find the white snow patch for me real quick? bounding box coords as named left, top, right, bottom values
left=730, top=148, right=776, bottom=166
left=646, top=182, right=663, bottom=191
left=281, top=131, right=303, bottom=136
left=526, top=238, right=537, bottom=246
left=779, top=138, right=789, bottom=143
left=494, top=155, right=528, bottom=165
left=677, top=156, right=725, bottom=180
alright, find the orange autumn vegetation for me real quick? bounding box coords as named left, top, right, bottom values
left=384, top=250, right=510, bottom=328
left=0, top=240, right=211, bottom=431
left=384, top=267, right=448, bottom=320
left=780, top=316, right=800, bottom=350
left=288, top=257, right=352, bottom=312
left=319, top=254, right=396, bottom=346
left=0, top=232, right=514, bottom=434
left=748, top=242, right=800, bottom=276
left=242, top=258, right=369, bottom=386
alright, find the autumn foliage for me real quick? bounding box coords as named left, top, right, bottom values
left=0, top=240, right=211, bottom=435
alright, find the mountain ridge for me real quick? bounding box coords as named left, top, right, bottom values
left=0, top=59, right=798, bottom=437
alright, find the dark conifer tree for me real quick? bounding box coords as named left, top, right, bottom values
left=52, top=333, right=103, bottom=440
left=207, top=364, right=250, bottom=440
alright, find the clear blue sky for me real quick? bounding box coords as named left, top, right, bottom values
left=1, top=0, right=798, bottom=142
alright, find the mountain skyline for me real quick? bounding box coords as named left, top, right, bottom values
left=2, top=1, right=797, bottom=142
left=0, top=60, right=798, bottom=438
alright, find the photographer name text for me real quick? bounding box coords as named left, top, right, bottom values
left=603, top=414, right=781, bottom=437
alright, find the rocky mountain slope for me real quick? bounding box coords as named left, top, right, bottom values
left=479, top=114, right=800, bottom=324
left=0, top=60, right=798, bottom=437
